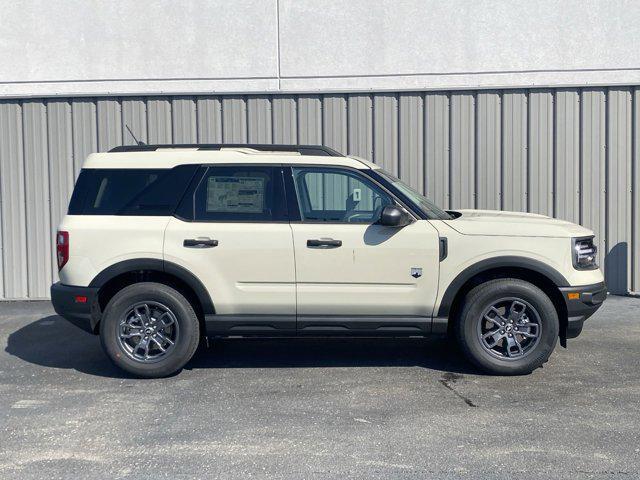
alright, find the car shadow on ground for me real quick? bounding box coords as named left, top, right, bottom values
left=5, top=315, right=480, bottom=378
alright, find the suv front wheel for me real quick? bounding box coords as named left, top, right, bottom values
left=455, top=278, right=559, bottom=375
left=100, top=282, right=201, bottom=378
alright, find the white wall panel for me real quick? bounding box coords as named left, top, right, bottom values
left=272, top=96, right=297, bottom=144
left=297, top=96, right=322, bottom=145
left=247, top=96, right=272, bottom=144
left=71, top=100, right=97, bottom=174
left=347, top=95, right=373, bottom=159
left=606, top=88, right=633, bottom=294
left=122, top=98, right=148, bottom=146
left=222, top=97, right=247, bottom=143
left=372, top=94, right=399, bottom=175
left=147, top=98, right=172, bottom=144
left=528, top=90, right=554, bottom=216
left=172, top=98, right=197, bottom=144
left=425, top=93, right=450, bottom=208
left=554, top=90, right=580, bottom=222
left=476, top=91, right=502, bottom=210
left=322, top=95, right=348, bottom=154
left=22, top=101, right=52, bottom=298
left=398, top=93, right=424, bottom=192
left=196, top=97, right=222, bottom=143
left=97, top=99, right=122, bottom=152
left=449, top=93, right=475, bottom=209
left=0, top=102, right=28, bottom=299
left=501, top=91, right=527, bottom=213
left=2, top=1, right=640, bottom=98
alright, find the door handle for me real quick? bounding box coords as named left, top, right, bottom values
left=307, top=238, right=342, bottom=248
left=183, top=238, right=218, bottom=248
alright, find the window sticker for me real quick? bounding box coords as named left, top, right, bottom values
left=206, top=176, right=265, bottom=213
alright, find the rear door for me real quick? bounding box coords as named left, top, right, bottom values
left=163, top=164, right=296, bottom=334
left=286, top=166, right=441, bottom=335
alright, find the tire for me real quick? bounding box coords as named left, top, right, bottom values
left=455, top=278, right=559, bottom=375
left=100, top=282, right=201, bottom=378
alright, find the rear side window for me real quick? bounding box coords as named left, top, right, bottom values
left=176, top=166, right=288, bottom=222
left=68, top=165, right=197, bottom=215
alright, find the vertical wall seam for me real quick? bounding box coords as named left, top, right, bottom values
left=44, top=100, right=55, bottom=287
left=525, top=90, right=531, bottom=212
left=499, top=89, right=505, bottom=211
left=344, top=94, right=350, bottom=156
left=370, top=94, right=377, bottom=164
left=632, top=87, right=638, bottom=291
left=19, top=101, right=31, bottom=298
left=295, top=95, right=302, bottom=145
left=0, top=102, right=4, bottom=298
left=473, top=91, right=479, bottom=209
left=604, top=87, right=610, bottom=286
left=422, top=92, right=427, bottom=195
left=320, top=94, right=325, bottom=146
left=447, top=91, right=453, bottom=210
left=243, top=95, right=249, bottom=143
left=578, top=88, right=584, bottom=225
left=551, top=90, right=558, bottom=218
left=144, top=98, right=150, bottom=144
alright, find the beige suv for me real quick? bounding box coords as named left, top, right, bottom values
left=51, top=144, right=606, bottom=378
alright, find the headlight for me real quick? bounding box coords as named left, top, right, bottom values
left=572, top=237, right=598, bottom=270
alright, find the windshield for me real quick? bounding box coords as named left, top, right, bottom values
left=376, top=169, right=453, bottom=220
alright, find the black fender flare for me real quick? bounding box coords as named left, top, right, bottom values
left=89, top=258, right=215, bottom=314
left=436, top=256, right=569, bottom=318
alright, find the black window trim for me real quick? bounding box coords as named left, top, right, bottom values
left=173, top=163, right=291, bottom=224
left=283, top=164, right=420, bottom=225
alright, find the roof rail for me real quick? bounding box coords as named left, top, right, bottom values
left=108, top=143, right=342, bottom=156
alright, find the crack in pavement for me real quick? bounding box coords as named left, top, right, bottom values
left=438, top=372, right=478, bottom=407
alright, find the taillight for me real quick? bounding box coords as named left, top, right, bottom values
left=56, top=231, right=69, bottom=271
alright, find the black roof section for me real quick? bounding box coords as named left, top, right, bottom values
left=108, top=143, right=342, bottom=157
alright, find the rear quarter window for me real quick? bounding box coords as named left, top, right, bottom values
left=68, top=165, right=197, bottom=215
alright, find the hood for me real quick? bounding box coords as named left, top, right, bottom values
left=444, top=209, right=594, bottom=238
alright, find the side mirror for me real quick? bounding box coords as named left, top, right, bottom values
left=378, top=205, right=411, bottom=227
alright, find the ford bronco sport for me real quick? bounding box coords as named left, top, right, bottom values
left=51, top=144, right=606, bottom=378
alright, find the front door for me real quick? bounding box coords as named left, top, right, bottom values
left=164, top=165, right=296, bottom=334
left=287, top=166, right=441, bottom=335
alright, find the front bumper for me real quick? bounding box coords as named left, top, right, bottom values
left=50, top=282, right=100, bottom=334
left=559, top=281, right=607, bottom=339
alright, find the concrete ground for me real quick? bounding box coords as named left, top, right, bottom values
left=0, top=297, right=638, bottom=480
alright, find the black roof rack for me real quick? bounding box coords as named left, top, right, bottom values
left=108, top=143, right=342, bottom=157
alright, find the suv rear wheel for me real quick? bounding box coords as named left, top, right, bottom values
left=100, top=282, right=200, bottom=378
left=455, top=278, right=559, bottom=375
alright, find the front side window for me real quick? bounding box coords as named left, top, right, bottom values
left=292, top=167, right=393, bottom=223
left=190, top=166, right=286, bottom=222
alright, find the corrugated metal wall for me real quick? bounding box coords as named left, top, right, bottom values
left=0, top=87, right=639, bottom=299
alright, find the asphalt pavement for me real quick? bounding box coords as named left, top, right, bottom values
left=0, top=296, right=639, bottom=479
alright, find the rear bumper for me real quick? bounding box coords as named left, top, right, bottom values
left=50, top=282, right=100, bottom=334
left=559, top=281, right=607, bottom=339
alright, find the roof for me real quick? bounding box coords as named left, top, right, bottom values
left=82, top=144, right=377, bottom=170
